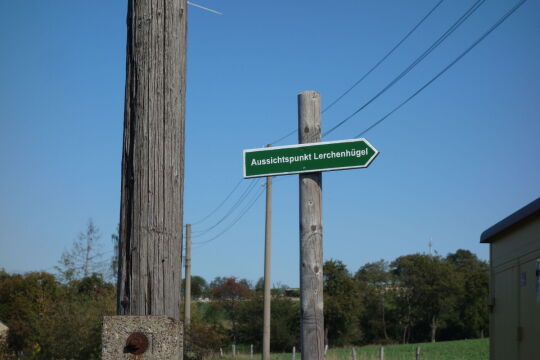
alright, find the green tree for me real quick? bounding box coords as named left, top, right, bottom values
left=236, top=296, right=300, bottom=352
left=255, top=277, right=264, bottom=293
left=0, top=271, right=115, bottom=359
left=0, top=272, right=58, bottom=356
left=37, top=274, right=115, bottom=359
left=355, top=260, right=397, bottom=344
left=324, top=260, right=363, bottom=346
left=182, top=275, right=208, bottom=299
left=186, top=316, right=228, bottom=360
left=441, top=250, right=489, bottom=340
left=391, top=254, right=459, bottom=343
left=209, top=277, right=253, bottom=343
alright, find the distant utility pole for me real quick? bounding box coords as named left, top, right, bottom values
left=262, top=159, right=272, bottom=360
left=117, top=0, right=187, bottom=321
left=184, top=224, right=192, bottom=333
left=298, top=91, right=324, bottom=360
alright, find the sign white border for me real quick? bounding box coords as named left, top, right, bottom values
left=243, top=138, right=379, bottom=178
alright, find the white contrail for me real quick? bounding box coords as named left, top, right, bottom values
left=187, top=1, right=223, bottom=15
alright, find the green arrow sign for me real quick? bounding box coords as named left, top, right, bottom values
left=243, top=138, right=379, bottom=178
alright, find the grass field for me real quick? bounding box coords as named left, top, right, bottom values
left=217, top=338, right=488, bottom=360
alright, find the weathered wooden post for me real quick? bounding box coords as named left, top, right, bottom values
left=263, top=158, right=272, bottom=360
left=379, top=346, right=384, bottom=360
left=117, top=0, right=186, bottom=322
left=184, top=224, right=192, bottom=353
left=352, top=347, right=357, bottom=360
left=103, top=0, right=187, bottom=359
left=416, top=346, right=421, bottom=360
left=298, top=91, right=324, bottom=360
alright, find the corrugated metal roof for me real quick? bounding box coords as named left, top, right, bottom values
left=480, top=198, right=540, bottom=243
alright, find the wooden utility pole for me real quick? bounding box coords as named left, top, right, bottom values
left=298, top=91, right=324, bottom=360
left=262, top=165, right=272, bottom=360
left=184, top=224, right=192, bottom=331
left=117, top=0, right=187, bottom=322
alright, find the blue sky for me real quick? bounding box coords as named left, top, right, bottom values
left=0, top=0, right=538, bottom=287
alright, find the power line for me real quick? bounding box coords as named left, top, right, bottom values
left=189, top=0, right=451, bottom=238
left=191, top=178, right=262, bottom=237
left=188, top=141, right=294, bottom=241
left=192, top=183, right=266, bottom=247
left=190, top=176, right=292, bottom=245
left=187, top=1, right=223, bottom=15
left=188, top=178, right=288, bottom=242
left=323, top=0, right=487, bottom=138
left=186, top=162, right=290, bottom=243
left=322, top=0, right=446, bottom=114
left=186, top=0, right=511, bottom=247
left=354, top=0, right=527, bottom=138
left=190, top=178, right=244, bottom=225
left=267, top=0, right=446, bottom=146
left=269, top=128, right=297, bottom=147
left=189, top=0, right=457, bottom=227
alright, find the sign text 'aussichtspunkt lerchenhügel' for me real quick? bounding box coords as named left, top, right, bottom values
left=243, top=138, right=379, bottom=178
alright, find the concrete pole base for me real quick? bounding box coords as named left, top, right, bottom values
left=102, top=315, right=183, bottom=359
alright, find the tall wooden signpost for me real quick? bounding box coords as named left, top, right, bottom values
left=243, top=91, right=378, bottom=360
left=298, top=91, right=324, bottom=360
left=103, top=1, right=187, bottom=359
left=262, top=170, right=272, bottom=360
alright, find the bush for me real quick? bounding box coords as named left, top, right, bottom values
left=0, top=272, right=115, bottom=359
left=236, top=296, right=300, bottom=352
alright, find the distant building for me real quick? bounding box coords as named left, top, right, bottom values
left=481, top=197, right=540, bottom=360
left=284, top=288, right=300, bottom=298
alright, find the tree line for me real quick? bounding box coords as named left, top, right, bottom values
left=0, top=221, right=488, bottom=359
left=0, top=220, right=115, bottom=359
left=184, top=249, right=488, bottom=359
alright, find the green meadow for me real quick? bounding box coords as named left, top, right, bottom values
left=219, top=338, right=489, bottom=360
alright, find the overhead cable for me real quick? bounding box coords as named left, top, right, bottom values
left=190, top=177, right=244, bottom=225
left=323, top=0, right=487, bottom=138
left=186, top=0, right=502, bottom=245
left=191, top=178, right=261, bottom=237
left=267, top=1, right=446, bottom=146
left=354, top=0, right=527, bottom=138
left=192, top=183, right=266, bottom=247
left=269, top=128, right=297, bottom=147
left=322, top=0, right=446, bottom=114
